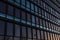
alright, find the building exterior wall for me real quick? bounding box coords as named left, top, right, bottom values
left=0, top=0, right=60, bottom=40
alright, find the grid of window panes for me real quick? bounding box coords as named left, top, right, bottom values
left=0, top=20, right=60, bottom=40
left=1, top=0, right=60, bottom=25
left=0, top=0, right=60, bottom=40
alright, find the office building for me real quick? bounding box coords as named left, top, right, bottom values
left=0, top=0, right=60, bottom=40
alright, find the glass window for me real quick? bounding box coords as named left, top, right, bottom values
left=38, top=0, right=41, bottom=6
left=15, top=24, right=20, bottom=36
left=32, top=15, right=35, bottom=23
left=0, top=20, right=5, bottom=35
left=0, top=2, right=6, bottom=13
left=33, top=29, right=36, bottom=38
left=40, top=19, right=42, bottom=26
left=42, top=10, right=45, bottom=16
left=26, top=1, right=30, bottom=9
left=27, top=13, right=31, bottom=22
left=5, top=36, right=12, bottom=40
left=21, top=26, right=26, bottom=38
left=43, top=20, right=45, bottom=27
left=0, top=36, right=4, bottom=40
left=45, top=32, right=47, bottom=40
left=47, top=32, right=50, bottom=40
left=37, top=30, right=40, bottom=40
left=21, top=11, right=26, bottom=20
left=41, top=30, right=44, bottom=40
left=7, top=23, right=13, bottom=36
left=34, top=0, right=38, bottom=3
left=14, top=37, right=20, bottom=40
left=8, top=5, right=14, bottom=15
left=39, top=8, right=41, bottom=16
left=35, top=6, right=38, bottom=13
left=46, top=21, right=48, bottom=27
left=15, top=0, right=20, bottom=4
left=31, top=3, right=34, bottom=11
left=28, top=27, right=32, bottom=38
left=15, top=8, right=20, bottom=18
left=36, top=17, right=39, bottom=24
left=21, top=0, right=25, bottom=6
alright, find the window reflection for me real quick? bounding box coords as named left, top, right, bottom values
left=15, top=24, right=20, bottom=36
left=0, top=20, right=5, bottom=35
left=7, top=23, right=13, bottom=36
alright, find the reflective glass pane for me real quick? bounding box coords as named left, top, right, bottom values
left=0, top=36, right=4, bottom=40
left=28, top=28, right=31, bottom=38
left=15, top=0, right=20, bottom=4
left=32, top=15, right=35, bottom=23
left=21, top=0, right=25, bottom=6
left=0, top=20, right=5, bottom=35
left=21, top=11, right=26, bottom=20
left=14, top=37, right=20, bottom=40
left=31, top=3, right=34, bottom=11
left=7, top=23, right=13, bottom=36
left=5, top=36, right=12, bottom=40
left=26, top=1, right=30, bottom=9
left=33, top=29, right=36, bottom=38
left=15, top=8, right=20, bottom=18
left=22, top=26, right=26, bottom=38
left=15, top=24, right=20, bottom=36
left=27, top=13, right=31, bottom=22
left=0, top=2, right=6, bottom=13
left=8, top=5, right=14, bottom=15
left=37, top=30, right=40, bottom=39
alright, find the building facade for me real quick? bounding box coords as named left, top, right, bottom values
left=0, top=0, right=60, bottom=40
